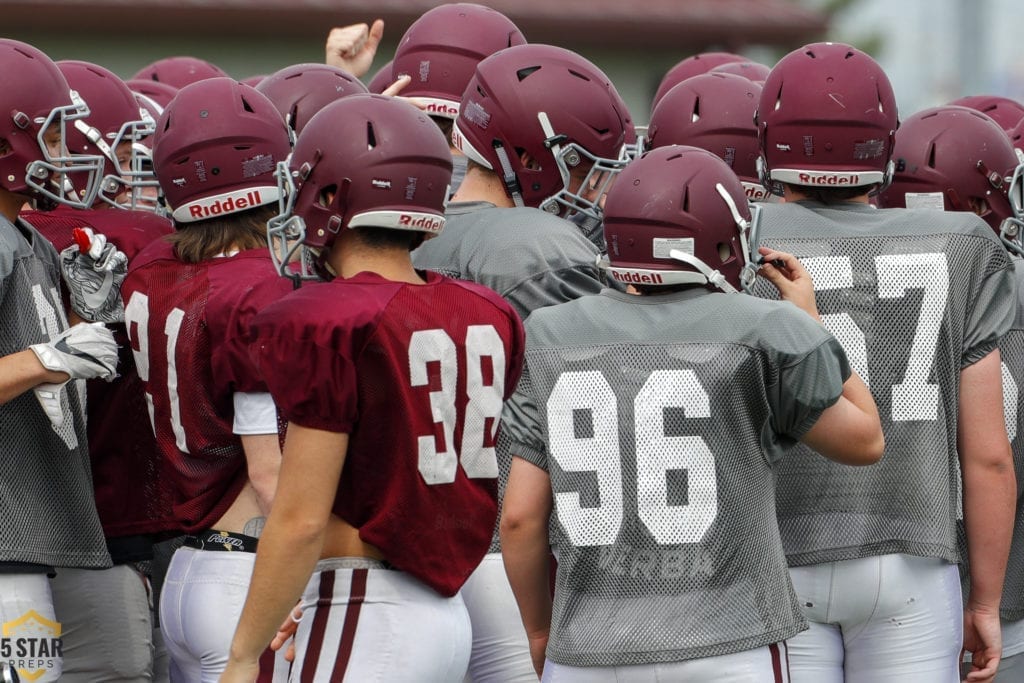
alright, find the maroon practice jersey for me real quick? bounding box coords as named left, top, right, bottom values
left=252, top=270, right=525, bottom=596
left=123, top=241, right=294, bottom=534
left=25, top=207, right=178, bottom=537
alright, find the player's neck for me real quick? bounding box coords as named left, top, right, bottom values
left=451, top=167, right=514, bottom=208
left=327, top=243, right=425, bottom=285
left=0, top=188, right=27, bottom=222
left=783, top=185, right=871, bottom=204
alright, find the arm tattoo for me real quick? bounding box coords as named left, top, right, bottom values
left=243, top=516, right=266, bottom=538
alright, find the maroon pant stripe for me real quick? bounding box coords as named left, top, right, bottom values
left=770, top=642, right=784, bottom=683
left=329, top=568, right=369, bottom=682
left=256, top=646, right=276, bottom=683
left=299, top=570, right=336, bottom=683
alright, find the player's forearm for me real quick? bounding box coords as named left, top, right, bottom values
left=0, top=349, right=67, bottom=405
left=959, top=350, right=1015, bottom=610
left=228, top=511, right=325, bottom=664
left=240, top=433, right=283, bottom=515
left=501, top=523, right=552, bottom=641
left=962, top=452, right=1015, bottom=610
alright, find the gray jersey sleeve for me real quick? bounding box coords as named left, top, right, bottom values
left=502, top=265, right=606, bottom=321
left=962, top=241, right=1017, bottom=366
left=502, top=364, right=547, bottom=469
left=763, top=332, right=850, bottom=463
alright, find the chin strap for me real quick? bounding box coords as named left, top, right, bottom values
left=493, top=142, right=525, bottom=208
left=717, top=182, right=760, bottom=291
left=668, top=249, right=737, bottom=293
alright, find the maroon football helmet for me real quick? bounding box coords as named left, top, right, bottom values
left=647, top=72, right=771, bottom=202
left=268, top=94, right=453, bottom=280
left=948, top=95, right=1024, bottom=133
left=392, top=3, right=526, bottom=120
left=880, top=105, right=1024, bottom=253
left=127, top=79, right=179, bottom=110
left=255, top=63, right=369, bottom=137
left=132, top=56, right=228, bottom=89
left=756, top=42, right=898, bottom=196
left=709, top=61, right=771, bottom=83
left=240, top=74, right=268, bottom=88
left=58, top=60, right=156, bottom=209
left=452, top=44, right=633, bottom=221
left=603, top=145, right=757, bottom=292
left=652, top=52, right=746, bottom=109
left=0, top=40, right=104, bottom=209
left=153, top=78, right=291, bottom=223
left=366, top=60, right=394, bottom=94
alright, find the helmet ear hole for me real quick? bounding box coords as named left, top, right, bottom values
left=717, top=242, right=731, bottom=263
left=0, top=138, right=12, bottom=157
left=318, top=184, right=338, bottom=209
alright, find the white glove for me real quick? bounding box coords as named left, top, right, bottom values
left=30, top=322, right=118, bottom=427
left=60, top=227, right=128, bottom=323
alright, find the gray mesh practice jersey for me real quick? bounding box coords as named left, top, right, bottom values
left=0, top=217, right=110, bottom=568
left=503, top=287, right=851, bottom=666
left=751, top=201, right=1015, bottom=567
left=958, top=257, right=1024, bottom=620
left=413, top=201, right=607, bottom=553
left=412, top=202, right=605, bottom=321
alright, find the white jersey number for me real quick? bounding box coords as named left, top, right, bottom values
left=547, top=369, right=718, bottom=547
left=410, top=325, right=506, bottom=485
left=124, top=291, right=188, bottom=452
left=803, top=253, right=948, bottom=422
left=1002, top=361, right=1018, bottom=444
left=31, top=283, right=79, bottom=449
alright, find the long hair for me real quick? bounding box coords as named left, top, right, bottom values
left=166, top=204, right=276, bottom=263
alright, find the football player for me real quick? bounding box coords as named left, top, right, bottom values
left=221, top=93, right=524, bottom=682
left=646, top=71, right=775, bottom=203
left=391, top=3, right=527, bottom=193
left=255, top=63, right=368, bottom=139
left=751, top=43, right=1017, bottom=682
left=411, top=43, right=632, bottom=682
left=500, top=144, right=883, bottom=682
left=131, top=55, right=229, bottom=89
left=0, top=39, right=119, bottom=683
left=651, top=51, right=746, bottom=109
left=121, top=78, right=294, bottom=682
left=879, top=104, right=1024, bottom=682
left=20, top=58, right=174, bottom=683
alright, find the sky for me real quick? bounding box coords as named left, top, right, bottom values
left=817, top=0, right=1024, bottom=118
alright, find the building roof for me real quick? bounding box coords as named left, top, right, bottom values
left=5, top=0, right=826, bottom=50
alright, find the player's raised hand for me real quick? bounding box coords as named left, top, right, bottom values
left=756, top=247, right=821, bottom=322
left=325, top=19, right=384, bottom=78
left=60, top=227, right=128, bottom=323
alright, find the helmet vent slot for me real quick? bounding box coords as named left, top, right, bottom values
left=240, top=96, right=255, bottom=113
left=367, top=121, right=377, bottom=149
left=682, top=186, right=690, bottom=212
left=516, top=66, right=541, bottom=82
left=568, top=69, right=591, bottom=82
left=692, top=96, right=701, bottom=123
left=927, top=142, right=937, bottom=169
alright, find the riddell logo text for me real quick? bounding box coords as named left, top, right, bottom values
left=423, top=102, right=458, bottom=116
left=399, top=214, right=444, bottom=232
left=798, top=173, right=859, bottom=186
left=611, top=270, right=664, bottom=284
left=745, top=185, right=771, bottom=201
left=189, top=191, right=264, bottom=219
